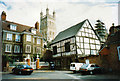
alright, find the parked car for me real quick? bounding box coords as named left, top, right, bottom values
left=70, top=63, right=84, bottom=73
left=79, top=64, right=103, bottom=75
left=12, top=64, right=33, bottom=75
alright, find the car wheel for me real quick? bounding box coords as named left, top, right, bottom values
left=18, top=71, right=22, bottom=75
left=73, top=71, right=76, bottom=73
left=12, top=69, right=15, bottom=74
left=28, top=72, right=32, bottom=75
left=90, top=71, right=94, bottom=75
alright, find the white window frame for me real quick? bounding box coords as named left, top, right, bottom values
left=31, top=29, right=36, bottom=34
left=14, top=45, right=20, bottom=53
left=15, top=34, right=20, bottom=42
left=33, top=38, right=35, bottom=43
left=6, top=33, right=12, bottom=40
left=10, top=24, right=17, bottom=30
left=26, top=45, right=31, bottom=53
left=117, top=46, right=120, bottom=61
left=26, top=35, right=31, bottom=42
left=5, top=44, right=12, bottom=52
left=37, top=38, right=41, bottom=44
left=36, top=47, right=41, bottom=54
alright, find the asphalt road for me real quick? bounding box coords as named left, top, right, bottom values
left=2, top=70, right=120, bottom=81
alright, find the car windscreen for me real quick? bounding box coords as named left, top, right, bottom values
left=22, top=65, right=32, bottom=69
left=70, top=64, right=75, bottom=67
left=81, top=64, right=89, bottom=68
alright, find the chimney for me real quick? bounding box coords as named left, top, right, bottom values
left=35, top=21, right=39, bottom=31
left=1, top=11, right=6, bottom=21
left=109, top=23, right=115, bottom=34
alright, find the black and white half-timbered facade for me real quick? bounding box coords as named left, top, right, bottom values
left=51, top=19, right=101, bottom=70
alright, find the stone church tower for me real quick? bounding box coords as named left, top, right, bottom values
left=40, top=8, right=56, bottom=42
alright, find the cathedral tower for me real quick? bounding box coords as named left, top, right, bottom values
left=40, top=8, right=56, bottom=42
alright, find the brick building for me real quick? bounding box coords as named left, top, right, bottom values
left=99, top=24, right=120, bottom=72
left=1, top=11, right=43, bottom=70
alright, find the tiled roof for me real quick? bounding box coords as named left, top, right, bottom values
left=2, top=20, right=42, bottom=37
left=51, top=19, right=86, bottom=44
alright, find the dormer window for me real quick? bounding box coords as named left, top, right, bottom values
left=10, top=24, right=17, bottom=30
left=31, top=28, right=36, bottom=34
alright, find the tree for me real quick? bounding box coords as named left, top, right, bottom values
left=95, top=20, right=108, bottom=42
left=43, top=50, right=53, bottom=63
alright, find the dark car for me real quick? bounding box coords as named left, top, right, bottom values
left=12, top=64, right=33, bottom=75
left=80, top=64, right=103, bottom=75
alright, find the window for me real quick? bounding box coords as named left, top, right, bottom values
left=14, top=45, right=20, bottom=53
left=10, top=24, right=16, bottom=30
left=53, top=46, right=57, bottom=54
left=26, top=35, right=31, bottom=42
left=84, top=38, right=89, bottom=43
left=26, top=45, right=31, bottom=53
left=85, top=49, right=90, bottom=55
left=117, top=46, right=120, bottom=61
left=33, top=38, right=35, bottom=43
left=37, top=39, right=41, bottom=44
left=36, top=47, right=41, bottom=54
left=65, top=42, right=70, bottom=52
left=15, top=34, right=20, bottom=42
left=91, top=50, right=96, bottom=55
left=7, top=33, right=12, bottom=40
left=76, top=37, right=79, bottom=42
left=31, top=29, right=36, bottom=34
left=5, top=44, right=12, bottom=52
left=84, top=43, right=89, bottom=49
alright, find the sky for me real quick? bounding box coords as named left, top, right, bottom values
left=0, top=0, right=119, bottom=35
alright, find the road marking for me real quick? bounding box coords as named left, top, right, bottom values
left=34, top=70, right=55, bottom=73
left=65, top=74, right=80, bottom=79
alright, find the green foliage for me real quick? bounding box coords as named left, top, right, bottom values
left=43, top=50, right=53, bottom=63
left=2, top=55, right=14, bottom=63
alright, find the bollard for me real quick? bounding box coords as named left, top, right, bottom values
left=27, top=59, right=30, bottom=66
left=36, top=58, right=39, bottom=69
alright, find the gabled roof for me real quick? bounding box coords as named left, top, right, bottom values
left=2, top=20, right=43, bottom=37
left=51, top=19, right=101, bottom=44
left=52, top=20, right=86, bottom=44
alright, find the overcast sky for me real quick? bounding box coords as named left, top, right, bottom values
left=0, top=0, right=119, bottom=35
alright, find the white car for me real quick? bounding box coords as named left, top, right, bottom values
left=80, top=64, right=103, bottom=74
left=70, top=63, right=84, bottom=73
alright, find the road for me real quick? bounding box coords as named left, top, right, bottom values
left=2, top=70, right=120, bottom=81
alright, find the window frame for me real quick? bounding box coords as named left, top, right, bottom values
left=26, top=35, right=31, bottom=42
left=26, top=45, right=31, bottom=53
left=117, top=46, right=120, bottom=61
left=65, top=42, right=70, bottom=52
left=5, top=44, right=12, bottom=52
left=10, top=24, right=17, bottom=30
left=37, top=38, right=41, bottom=44
left=14, top=45, right=20, bottom=53
left=6, top=33, right=12, bottom=40
left=15, top=34, right=20, bottom=42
